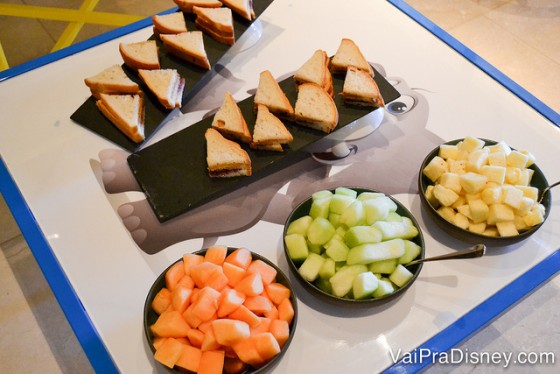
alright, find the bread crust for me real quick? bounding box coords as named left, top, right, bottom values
left=96, top=94, right=145, bottom=143
left=294, top=83, right=339, bottom=133
left=195, top=18, right=235, bottom=45
left=161, top=32, right=211, bottom=70
left=119, top=41, right=160, bottom=70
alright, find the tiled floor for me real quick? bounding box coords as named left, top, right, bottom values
left=0, top=0, right=558, bottom=373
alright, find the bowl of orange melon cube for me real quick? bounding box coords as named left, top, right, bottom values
left=144, top=246, right=297, bottom=373
left=419, top=137, right=551, bottom=246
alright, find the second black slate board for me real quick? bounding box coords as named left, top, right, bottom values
left=127, top=68, right=400, bottom=222
left=70, top=1, right=274, bottom=152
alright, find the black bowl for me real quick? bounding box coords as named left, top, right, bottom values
left=283, top=187, right=425, bottom=307
left=418, top=138, right=551, bottom=246
left=144, top=247, right=298, bottom=373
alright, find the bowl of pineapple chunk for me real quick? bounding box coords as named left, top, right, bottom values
left=419, top=137, right=551, bottom=246
left=283, top=187, right=425, bottom=306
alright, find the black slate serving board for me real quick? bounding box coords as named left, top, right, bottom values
left=127, top=68, right=401, bottom=222
left=70, top=0, right=274, bottom=152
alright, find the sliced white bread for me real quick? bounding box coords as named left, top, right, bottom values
left=205, top=128, right=252, bottom=177
left=254, top=70, right=294, bottom=120
left=160, top=31, right=211, bottom=70
left=194, top=6, right=234, bottom=34
left=221, top=0, right=255, bottom=21
left=173, top=0, right=223, bottom=13
left=331, top=38, right=373, bottom=76
left=119, top=40, right=160, bottom=70
left=138, top=69, right=185, bottom=109
left=294, top=83, right=339, bottom=134
left=251, top=104, right=293, bottom=151
left=341, top=66, right=384, bottom=107
left=212, top=91, right=252, bottom=143
left=96, top=93, right=145, bottom=143
left=152, top=12, right=187, bottom=36
left=84, top=64, right=140, bottom=98
left=294, top=49, right=333, bottom=96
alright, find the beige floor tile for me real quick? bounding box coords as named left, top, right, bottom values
left=0, top=193, right=22, bottom=244
left=0, top=235, right=93, bottom=374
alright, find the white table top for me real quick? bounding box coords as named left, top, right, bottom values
left=1, top=0, right=558, bottom=372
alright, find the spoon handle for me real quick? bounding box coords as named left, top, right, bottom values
left=539, top=180, right=560, bottom=204
left=407, top=244, right=486, bottom=266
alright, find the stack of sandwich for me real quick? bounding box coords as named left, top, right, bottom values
left=152, top=12, right=187, bottom=38
left=194, top=6, right=235, bottom=45
left=173, top=0, right=223, bottom=13
left=161, top=31, right=211, bottom=70
left=174, top=0, right=254, bottom=21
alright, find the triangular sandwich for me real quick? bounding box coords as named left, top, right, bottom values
left=152, top=12, right=187, bottom=36
left=205, top=128, right=252, bottom=177
left=294, top=83, right=339, bottom=133
left=96, top=93, right=145, bottom=143
left=173, top=0, right=223, bottom=13
left=331, top=38, right=373, bottom=76
left=251, top=104, right=293, bottom=151
left=138, top=69, right=185, bottom=109
left=341, top=66, right=384, bottom=107
left=193, top=6, right=235, bottom=45
left=84, top=64, right=140, bottom=99
left=221, top=0, right=255, bottom=21
left=253, top=70, right=294, bottom=120
left=119, top=40, right=160, bottom=70
left=160, top=31, right=211, bottom=70
left=212, top=92, right=252, bottom=143
left=294, top=49, right=333, bottom=96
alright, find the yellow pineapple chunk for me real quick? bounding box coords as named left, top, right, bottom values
left=456, top=204, right=472, bottom=220
left=486, top=141, right=511, bottom=155
left=483, top=227, right=499, bottom=237
left=459, top=172, right=488, bottom=194
left=447, top=159, right=467, bottom=174
left=523, top=207, right=544, bottom=227
left=514, top=215, right=529, bottom=231
left=516, top=169, right=534, bottom=186
left=502, top=185, right=524, bottom=209
left=453, top=212, right=470, bottom=230
left=515, top=197, right=535, bottom=216
left=467, top=149, right=489, bottom=171
left=433, top=184, right=459, bottom=207
left=438, top=206, right=456, bottom=222
left=505, top=167, right=522, bottom=185
left=480, top=165, right=506, bottom=184
left=425, top=185, right=440, bottom=208
left=516, top=185, right=538, bottom=201
left=423, top=156, right=448, bottom=182
left=439, top=172, right=462, bottom=193
left=487, top=204, right=514, bottom=225
left=452, top=195, right=467, bottom=209
left=469, top=222, right=487, bottom=234
left=469, top=199, right=489, bottom=223
left=506, top=150, right=529, bottom=168
left=481, top=186, right=502, bottom=205
left=459, top=136, right=485, bottom=153
left=487, top=151, right=507, bottom=167
left=496, top=221, right=519, bottom=237
left=520, top=150, right=536, bottom=167
left=439, top=144, right=460, bottom=160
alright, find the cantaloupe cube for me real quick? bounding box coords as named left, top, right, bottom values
left=225, top=247, right=253, bottom=270
left=244, top=295, right=273, bottom=315
left=222, top=262, right=246, bottom=287
left=439, top=172, right=462, bottom=193
left=177, top=274, right=195, bottom=289
left=191, top=287, right=220, bottom=322
left=235, top=272, right=264, bottom=296
left=201, top=328, right=222, bottom=351
left=264, top=305, right=279, bottom=320
left=228, top=304, right=261, bottom=327
left=198, top=350, right=225, bottom=374
left=205, top=245, right=228, bottom=265
left=253, top=332, right=281, bottom=362
left=232, top=338, right=264, bottom=367
left=224, top=357, right=247, bottom=374
left=277, top=298, right=294, bottom=324
left=212, top=319, right=251, bottom=346
left=183, top=304, right=203, bottom=328
left=175, top=344, right=202, bottom=373
left=154, top=337, right=183, bottom=368
left=190, top=262, right=223, bottom=289
left=423, top=156, right=448, bottom=182
left=171, top=285, right=193, bottom=313
left=165, top=261, right=185, bottom=291
left=247, top=259, right=278, bottom=285
left=152, top=288, right=172, bottom=315
left=183, top=253, right=204, bottom=275
left=151, top=310, right=191, bottom=338
left=218, top=289, right=245, bottom=318
left=250, top=317, right=272, bottom=335
left=265, top=283, right=291, bottom=305
left=269, top=319, right=290, bottom=348
left=152, top=337, right=167, bottom=350
left=187, top=328, right=205, bottom=348
left=496, top=221, right=519, bottom=237
left=206, top=270, right=230, bottom=292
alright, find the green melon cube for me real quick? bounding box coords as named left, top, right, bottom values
left=312, top=190, right=333, bottom=200
left=298, top=253, right=326, bottom=282
left=335, top=226, right=347, bottom=238
left=346, top=239, right=406, bottom=265
left=307, top=240, right=323, bottom=255
left=363, top=196, right=398, bottom=224
left=373, top=221, right=419, bottom=240
left=329, top=194, right=355, bottom=214
left=373, top=278, right=395, bottom=298
left=318, top=257, right=336, bottom=280
left=352, top=271, right=379, bottom=299
left=340, top=200, right=366, bottom=227
left=385, top=212, right=403, bottom=222
left=328, top=212, right=342, bottom=228
left=329, top=264, right=368, bottom=297
left=398, top=240, right=422, bottom=264
left=324, top=236, right=350, bottom=262
left=310, top=196, right=331, bottom=219
left=344, top=226, right=382, bottom=248
left=284, top=233, right=309, bottom=264
left=307, top=217, right=335, bottom=245
left=286, top=215, right=313, bottom=236
left=368, top=258, right=398, bottom=274
left=335, top=187, right=358, bottom=198
left=315, top=277, right=333, bottom=294
left=389, top=264, right=414, bottom=287
left=357, top=191, right=385, bottom=201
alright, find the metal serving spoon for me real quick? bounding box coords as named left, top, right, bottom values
left=538, top=180, right=560, bottom=204
left=312, top=143, right=358, bottom=162
left=405, top=244, right=486, bottom=267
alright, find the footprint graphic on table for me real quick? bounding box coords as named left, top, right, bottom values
left=97, top=65, right=443, bottom=254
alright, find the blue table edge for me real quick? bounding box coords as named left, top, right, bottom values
left=0, top=2, right=558, bottom=373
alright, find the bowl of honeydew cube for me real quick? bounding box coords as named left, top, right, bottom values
left=419, top=137, right=551, bottom=246
left=283, top=187, right=425, bottom=306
